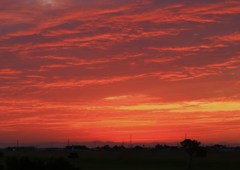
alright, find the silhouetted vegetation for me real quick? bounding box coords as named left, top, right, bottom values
left=66, top=145, right=89, bottom=151
left=112, top=145, right=126, bottom=151
left=0, top=140, right=239, bottom=170
left=180, top=139, right=207, bottom=170
left=6, top=147, right=36, bottom=152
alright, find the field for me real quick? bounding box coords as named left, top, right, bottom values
left=0, top=149, right=239, bottom=170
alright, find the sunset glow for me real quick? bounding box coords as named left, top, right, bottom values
left=0, top=0, right=240, bottom=145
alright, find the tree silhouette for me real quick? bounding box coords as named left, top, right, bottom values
left=180, top=139, right=206, bottom=170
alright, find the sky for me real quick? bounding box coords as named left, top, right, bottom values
left=0, top=0, right=240, bottom=146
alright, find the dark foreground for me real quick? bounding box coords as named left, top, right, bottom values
left=0, top=150, right=239, bottom=170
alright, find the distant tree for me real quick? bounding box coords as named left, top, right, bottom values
left=112, top=145, right=126, bottom=151
left=180, top=139, right=207, bottom=170
left=102, top=145, right=111, bottom=151
left=133, top=145, right=144, bottom=151
left=155, top=144, right=163, bottom=151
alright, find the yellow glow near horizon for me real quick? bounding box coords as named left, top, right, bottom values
left=110, top=101, right=240, bottom=113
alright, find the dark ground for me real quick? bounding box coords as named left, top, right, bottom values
left=0, top=150, right=239, bottom=170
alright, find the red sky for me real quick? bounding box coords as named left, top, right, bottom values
left=0, top=0, right=240, bottom=145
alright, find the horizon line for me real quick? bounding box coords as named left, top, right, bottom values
left=1, top=140, right=240, bottom=148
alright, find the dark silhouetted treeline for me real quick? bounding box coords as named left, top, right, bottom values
left=3, top=143, right=240, bottom=152
left=1, top=139, right=240, bottom=170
